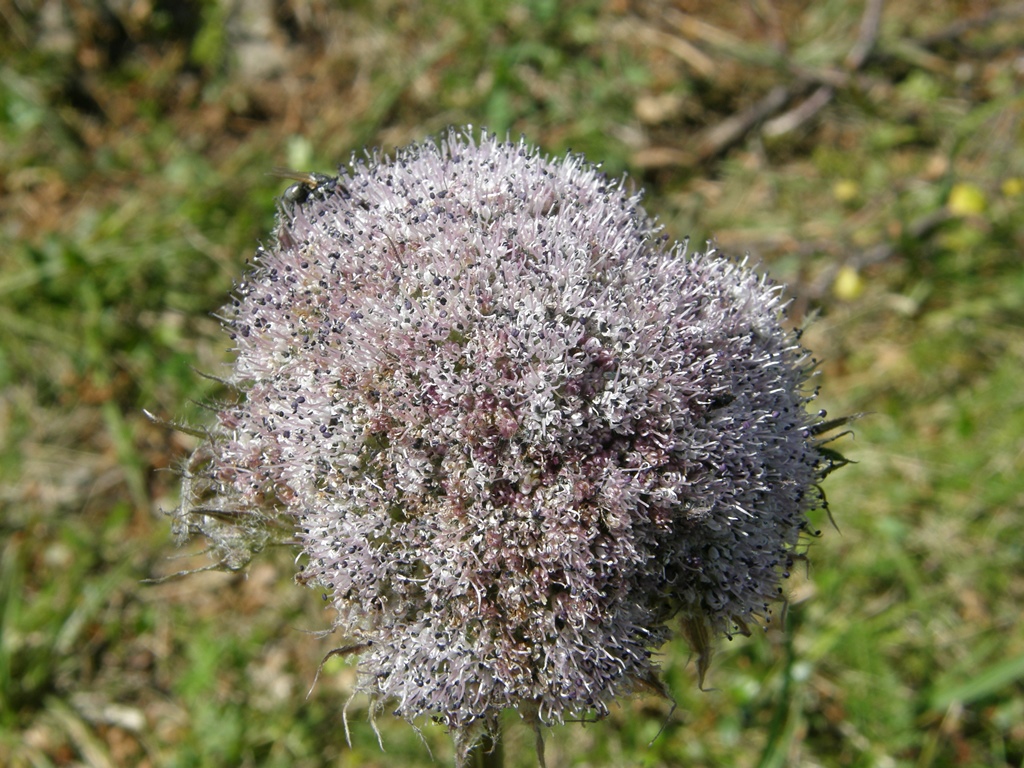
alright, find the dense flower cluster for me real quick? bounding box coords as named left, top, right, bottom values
left=175, top=129, right=838, bottom=757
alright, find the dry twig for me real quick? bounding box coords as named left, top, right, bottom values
left=638, top=0, right=1022, bottom=165
left=761, top=0, right=883, bottom=138
left=919, top=1, right=1024, bottom=47
left=805, top=209, right=953, bottom=300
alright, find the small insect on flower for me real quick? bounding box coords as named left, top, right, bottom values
left=272, top=169, right=341, bottom=210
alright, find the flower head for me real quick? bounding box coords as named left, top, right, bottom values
left=174, top=128, right=842, bottom=759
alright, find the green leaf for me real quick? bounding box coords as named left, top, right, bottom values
left=929, top=653, right=1024, bottom=712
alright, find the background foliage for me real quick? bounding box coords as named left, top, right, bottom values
left=1, top=1, right=1022, bottom=766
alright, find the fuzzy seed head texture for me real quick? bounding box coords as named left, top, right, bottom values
left=175, top=128, right=837, bottom=748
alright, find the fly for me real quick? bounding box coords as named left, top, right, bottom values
left=271, top=169, right=341, bottom=210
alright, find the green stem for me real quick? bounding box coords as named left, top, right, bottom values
left=462, top=723, right=503, bottom=768
left=474, top=727, right=504, bottom=768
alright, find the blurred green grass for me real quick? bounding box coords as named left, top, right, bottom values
left=2, top=1, right=1022, bottom=766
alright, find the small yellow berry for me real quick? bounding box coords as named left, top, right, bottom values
left=1001, top=178, right=1023, bottom=198
left=833, top=264, right=864, bottom=301
left=832, top=179, right=860, bottom=204
left=947, top=183, right=986, bottom=216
